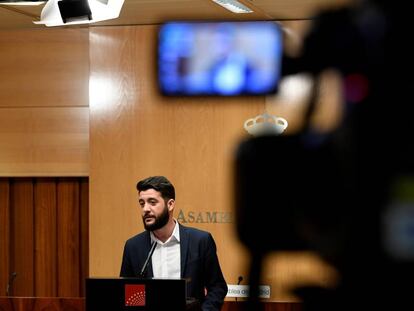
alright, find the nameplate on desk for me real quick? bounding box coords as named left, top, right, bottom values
left=226, top=284, right=271, bottom=298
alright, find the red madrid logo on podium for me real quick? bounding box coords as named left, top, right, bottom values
left=125, top=284, right=146, bottom=306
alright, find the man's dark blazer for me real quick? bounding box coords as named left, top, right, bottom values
left=120, top=224, right=228, bottom=311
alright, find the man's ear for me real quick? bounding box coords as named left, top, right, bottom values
left=167, top=199, right=175, bottom=212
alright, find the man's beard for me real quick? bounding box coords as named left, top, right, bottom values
left=143, top=204, right=169, bottom=231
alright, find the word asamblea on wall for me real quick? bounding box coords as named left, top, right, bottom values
left=177, top=209, right=233, bottom=224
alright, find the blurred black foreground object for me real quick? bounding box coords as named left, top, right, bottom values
left=234, top=1, right=414, bottom=310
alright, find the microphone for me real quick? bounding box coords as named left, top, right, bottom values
left=6, top=272, right=17, bottom=296
left=139, top=241, right=157, bottom=277
left=235, top=275, right=243, bottom=302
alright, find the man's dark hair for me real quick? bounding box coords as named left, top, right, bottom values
left=136, top=176, right=175, bottom=200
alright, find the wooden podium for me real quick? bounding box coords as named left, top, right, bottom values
left=86, top=277, right=189, bottom=311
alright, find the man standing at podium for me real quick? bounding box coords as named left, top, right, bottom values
left=120, top=176, right=228, bottom=311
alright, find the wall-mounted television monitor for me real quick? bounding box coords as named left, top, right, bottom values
left=157, top=21, right=283, bottom=96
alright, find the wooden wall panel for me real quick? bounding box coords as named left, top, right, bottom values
left=0, top=28, right=89, bottom=108
left=0, top=107, right=89, bottom=177
left=0, top=297, right=85, bottom=311
left=89, top=25, right=264, bottom=289
left=0, top=179, right=10, bottom=296
left=89, top=25, right=337, bottom=301
left=10, top=179, right=34, bottom=296
left=0, top=27, right=89, bottom=177
left=34, top=179, right=57, bottom=297
left=57, top=180, right=80, bottom=297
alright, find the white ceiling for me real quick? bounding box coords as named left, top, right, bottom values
left=0, top=0, right=352, bottom=30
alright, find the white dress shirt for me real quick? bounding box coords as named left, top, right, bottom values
left=150, top=220, right=181, bottom=279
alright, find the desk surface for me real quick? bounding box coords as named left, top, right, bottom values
left=0, top=297, right=302, bottom=311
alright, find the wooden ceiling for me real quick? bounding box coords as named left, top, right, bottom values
left=0, top=0, right=352, bottom=30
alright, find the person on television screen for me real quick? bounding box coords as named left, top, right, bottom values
left=120, top=175, right=228, bottom=311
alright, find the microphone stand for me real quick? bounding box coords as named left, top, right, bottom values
left=235, top=276, right=243, bottom=302
left=139, top=241, right=157, bottom=277
left=6, top=272, right=17, bottom=296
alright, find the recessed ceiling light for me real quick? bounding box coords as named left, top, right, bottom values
left=0, top=0, right=45, bottom=5
left=211, top=0, right=253, bottom=14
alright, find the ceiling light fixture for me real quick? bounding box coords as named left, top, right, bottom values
left=34, top=0, right=124, bottom=27
left=0, top=0, right=45, bottom=5
left=211, top=0, right=253, bottom=14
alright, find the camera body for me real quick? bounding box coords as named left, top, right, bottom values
left=234, top=133, right=351, bottom=257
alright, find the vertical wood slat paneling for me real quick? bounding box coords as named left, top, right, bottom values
left=34, top=179, right=57, bottom=297
left=79, top=179, right=89, bottom=296
left=10, top=179, right=34, bottom=296
left=0, top=177, right=88, bottom=298
left=57, top=179, right=80, bottom=297
left=0, top=179, right=10, bottom=296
